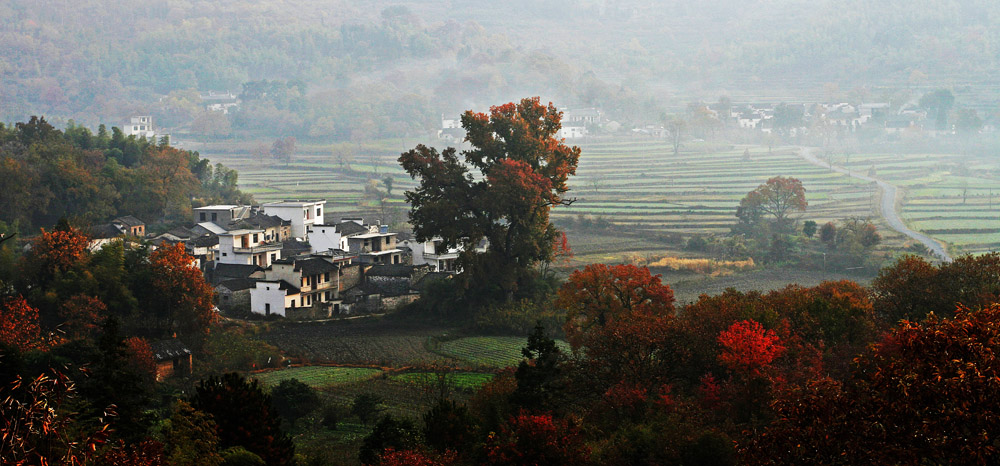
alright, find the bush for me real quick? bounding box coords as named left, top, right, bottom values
left=686, top=235, right=709, bottom=251
left=321, top=403, right=348, bottom=430
left=352, top=393, right=386, bottom=425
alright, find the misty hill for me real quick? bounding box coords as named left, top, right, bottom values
left=2, top=0, right=998, bottom=137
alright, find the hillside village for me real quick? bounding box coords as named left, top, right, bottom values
left=90, top=200, right=481, bottom=320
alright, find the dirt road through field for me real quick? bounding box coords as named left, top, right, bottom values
left=795, top=147, right=952, bottom=262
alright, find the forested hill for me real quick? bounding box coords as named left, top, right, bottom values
left=3, top=0, right=998, bottom=137
left=0, top=117, right=251, bottom=234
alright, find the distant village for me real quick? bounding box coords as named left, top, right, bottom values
left=90, top=201, right=483, bottom=320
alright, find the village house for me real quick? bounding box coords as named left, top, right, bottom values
left=261, top=200, right=326, bottom=239
left=193, top=205, right=252, bottom=225
left=200, top=91, right=241, bottom=114
left=343, top=225, right=402, bottom=265
left=123, top=115, right=156, bottom=139
left=400, top=237, right=461, bottom=272
left=215, top=278, right=255, bottom=312
left=88, top=216, right=147, bottom=250
left=249, top=253, right=360, bottom=318
left=217, top=229, right=282, bottom=268
left=150, top=339, right=192, bottom=382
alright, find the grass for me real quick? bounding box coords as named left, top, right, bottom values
left=252, top=366, right=382, bottom=389
left=389, top=371, right=495, bottom=391
left=435, top=336, right=572, bottom=368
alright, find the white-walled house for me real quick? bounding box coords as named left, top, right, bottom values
left=250, top=280, right=300, bottom=317
left=308, top=224, right=343, bottom=254
left=194, top=205, right=252, bottom=225
left=401, top=238, right=461, bottom=272
left=123, top=116, right=157, bottom=139
left=261, top=200, right=326, bottom=239
left=217, top=229, right=282, bottom=267
left=344, top=227, right=402, bottom=265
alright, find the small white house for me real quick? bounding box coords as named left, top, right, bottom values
left=124, top=116, right=156, bottom=139
left=261, top=200, right=326, bottom=239
left=250, top=280, right=300, bottom=317
left=217, top=229, right=282, bottom=267
left=401, top=238, right=461, bottom=272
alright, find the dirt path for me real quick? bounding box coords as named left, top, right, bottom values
left=795, top=147, right=952, bottom=262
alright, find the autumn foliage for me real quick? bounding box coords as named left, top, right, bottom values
left=484, top=412, right=590, bottom=466
left=0, top=295, right=43, bottom=352
left=148, top=242, right=217, bottom=336
left=717, top=320, right=785, bottom=378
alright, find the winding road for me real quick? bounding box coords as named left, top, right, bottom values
left=795, top=147, right=952, bottom=262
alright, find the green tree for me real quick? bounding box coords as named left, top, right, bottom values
left=359, top=415, right=422, bottom=465
left=270, top=378, right=320, bottom=429
left=164, top=401, right=224, bottom=466
left=191, top=373, right=295, bottom=466
left=399, top=97, right=580, bottom=303
left=802, top=220, right=817, bottom=238
left=918, top=89, right=955, bottom=130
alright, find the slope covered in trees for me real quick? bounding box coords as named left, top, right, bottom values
left=0, top=117, right=250, bottom=234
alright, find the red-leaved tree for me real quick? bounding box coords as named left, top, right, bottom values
left=0, top=295, right=43, bottom=352
left=148, top=243, right=216, bottom=337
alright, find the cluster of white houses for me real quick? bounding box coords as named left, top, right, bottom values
left=91, top=199, right=475, bottom=320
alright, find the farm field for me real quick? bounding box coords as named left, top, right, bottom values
left=838, top=151, right=1000, bottom=255
left=189, top=137, right=911, bottom=266
left=252, top=366, right=381, bottom=389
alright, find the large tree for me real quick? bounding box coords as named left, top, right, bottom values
left=399, top=97, right=580, bottom=302
left=735, top=176, right=806, bottom=234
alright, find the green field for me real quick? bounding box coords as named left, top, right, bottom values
left=434, top=336, right=572, bottom=368
left=252, top=366, right=382, bottom=389
left=389, top=371, right=494, bottom=391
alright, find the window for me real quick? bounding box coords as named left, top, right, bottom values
left=265, top=303, right=271, bottom=316
left=291, top=299, right=296, bottom=307
left=324, top=272, right=330, bottom=282
left=253, top=233, right=259, bottom=243
left=252, top=257, right=257, bottom=265
left=270, top=253, right=276, bottom=262
left=200, top=212, right=206, bottom=221
left=222, top=252, right=227, bottom=257
left=316, top=207, right=322, bottom=218
left=212, top=213, right=218, bottom=221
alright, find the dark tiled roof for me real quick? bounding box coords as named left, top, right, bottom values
left=295, top=258, right=340, bottom=276
left=90, top=223, right=123, bottom=239
left=217, top=278, right=257, bottom=292
left=366, top=264, right=413, bottom=278
left=165, top=226, right=195, bottom=239
left=113, top=215, right=144, bottom=227
left=226, top=213, right=287, bottom=231
left=188, top=234, right=219, bottom=248
left=150, top=340, right=191, bottom=362
left=336, top=221, right=369, bottom=236
left=213, top=263, right=264, bottom=279
left=281, top=239, right=311, bottom=258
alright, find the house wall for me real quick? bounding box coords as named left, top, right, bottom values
left=250, top=282, right=288, bottom=317
left=340, top=264, right=362, bottom=290
left=309, top=226, right=343, bottom=253
left=262, top=203, right=325, bottom=239
left=382, top=294, right=420, bottom=311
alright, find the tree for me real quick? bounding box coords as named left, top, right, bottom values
left=359, top=415, right=422, bottom=465
left=146, top=242, right=217, bottom=338
left=271, top=137, right=296, bottom=166
left=352, top=393, right=386, bottom=425
left=164, top=401, right=223, bottom=466
left=270, top=378, right=319, bottom=429
left=0, top=295, right=43, bottom=352
left=819, top=221, right=836, bottom=244
left=191, top=373, right=295, bottom=466
left=717, top=320, right=785, bottom=379
left=736, top=177, right=807, bottom=233
left=802, top=220, right=817, bottom=238
left=955, top=108, right=983, bottom=133
left=746, top=304, right=1000, bottom=465
left=558, top=264, right=675, bottom=349
left=483, top=412, right=590, bottom=466
left=919, top=89, right=955, bottom=130
left=422, top=399, right=478, bottom=456
left=399, top=97, right=580, bottom=302
left=511, top=324, right=565, bottom=412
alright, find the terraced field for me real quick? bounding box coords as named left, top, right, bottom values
left=190, top=137, right=917, bottom=262
left=837, top=152, right=1000, bottom=255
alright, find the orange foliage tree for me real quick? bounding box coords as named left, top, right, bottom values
left=558, top=263, right=675, bottom=350
left=26, top=226, right=90, bottom=277
left=718, top=320, right=785, bottom=378
left=0, top=295, right=43, bottom=352
left=148, top=243, right=216, bottom=337
left=59, top=294, right=106, bottom=341
left=124, top=337, right=157, bottom=379
left=484, top=412, right=590, bottom=466
left=745, top=304, right=1000, bottom=464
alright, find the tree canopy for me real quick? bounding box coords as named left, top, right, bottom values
left=399, top=97, right=580, bottom=302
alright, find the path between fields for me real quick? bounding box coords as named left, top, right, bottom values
left=795, top=147, right=952, bottom=262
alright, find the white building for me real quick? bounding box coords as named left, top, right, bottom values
left=401, top=238, right=461, bottom=272
left=261, top=200, right=326, bottom=239
left=250, top=280, right=299, bottom=317
left=123, top=116, right=156, bottom=139
left=194, top=205, right=252, bottom=225
left=308, top=224, right=343, bottom=254
left=217, top=229, right=282, bottom=268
